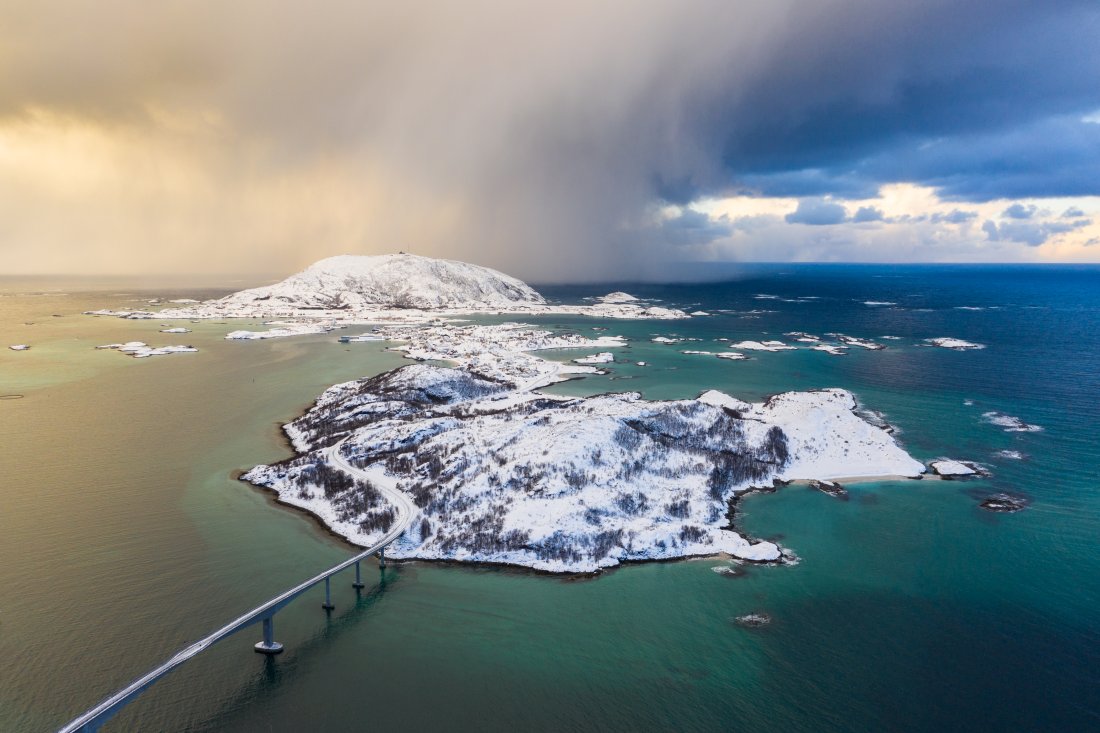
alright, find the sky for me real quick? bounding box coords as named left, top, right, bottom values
left=2, top=0, right=1099, bottom=282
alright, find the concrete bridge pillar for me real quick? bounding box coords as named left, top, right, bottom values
left=353, top=560, right=365, bottom=589
left=322, top=577, right=335, bottom=611
left=254, top=616, right=284, bottom=654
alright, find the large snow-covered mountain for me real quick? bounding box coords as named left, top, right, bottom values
left=218, top=253, right=545, bottom=310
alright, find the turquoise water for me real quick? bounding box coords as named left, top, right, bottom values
left=1, top=266, right=1098, bottom=731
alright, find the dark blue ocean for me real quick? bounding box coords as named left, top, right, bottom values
left=2, top=264, right=1098, bottom=732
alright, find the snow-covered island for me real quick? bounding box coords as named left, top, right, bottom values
left=929, top=459, right=989, bottom=478
left=227, top=322, right=341, bottom=340
left=81, top=253, right=933, bottom=573
left=245, top=359, right=924, bottom=573
left=983, top=411, right=1042, bottom=433
left=925, top=337, right=986, bottom=351
left=729, top=340, right=796, bottom=352
left=598, top=291, right=640, bottom=304
left=834, top=334, right=885, bottom=350
left=240, top=309, right=925, bottom=573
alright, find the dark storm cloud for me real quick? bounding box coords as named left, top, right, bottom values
left=732, top=170, right=880, bottom=200
left=735, top=113, right=1100, bottom=204
left=658, top=209, right=732, bottom=246
left=715, top=2, right=1100, bottom=203
left=1, top=0, right=1098, bottom=278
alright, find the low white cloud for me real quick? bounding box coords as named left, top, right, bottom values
left=663, top=184, right=1100, bottom=263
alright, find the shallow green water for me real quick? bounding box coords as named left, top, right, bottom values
left=2, top=269, right=1097, bottom=732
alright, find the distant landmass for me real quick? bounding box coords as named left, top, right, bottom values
left=97, top=253, right=688, bottom=321
left=217, top=253, right=545, bottom=310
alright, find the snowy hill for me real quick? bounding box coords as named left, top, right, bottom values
left=113, top=255, right=687, bottom=321
left=218, top=253, right=545, bottom=310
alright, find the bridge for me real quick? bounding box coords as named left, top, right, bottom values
left=59, top=437, right=414, bottom=733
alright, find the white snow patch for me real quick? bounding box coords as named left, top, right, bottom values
left=730, top=541, right=781, bottom=562
left=373, top=322, right=625, bottom=390
left=599, top=291, right=640, bottom=303
left=925, top=337, right=986, bottom=350
left=697, top=390, right=752, bottom=412
left=97, top=341, right=198, bottom=358
left=226, top=322, right=339, bottom=340
left=983, top=412, right=1042, bottom=433
left=83, top=309, right=156, bottom=319
left=785, top=331, right=820, bottom=342
left=930, top=460, right=978, bottom=476
left=573, top=352, right=615, bottom=365
left=729, top=340, right=796, bottom=352
left=340, top=334, right=385, bottom=343
left=749, top=389, right=925, bottom=481
left=835, top=335, right=884, bottom=350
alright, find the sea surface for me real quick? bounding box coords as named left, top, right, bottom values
left=1, top=265, right=1098, bottom=732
